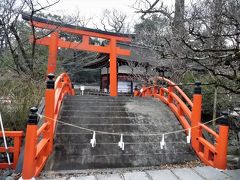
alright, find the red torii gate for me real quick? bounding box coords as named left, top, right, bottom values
left=22, top=13, right=131, bottom=96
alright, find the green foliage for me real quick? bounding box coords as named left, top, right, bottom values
left=181, top=71, right=236, bottom=117
left=181, top=72, right=214, bottom=115
left=134, top=15, right=168, bottom=33
left=72, top=70, right=100, bottom=84
left=0, top=76, right=45, bottom=131
left=0, top=19, right=48, bottom=130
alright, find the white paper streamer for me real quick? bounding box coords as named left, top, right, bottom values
left=118, top=134, right=124, bottom=151
left=90, top=131, right=96, bottom=148
left=160, top=134, right=166, bottom=149
left=187, top=129, right=191, bottom=144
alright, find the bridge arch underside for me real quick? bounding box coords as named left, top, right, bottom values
left=45, top=96, right=197, bottom=171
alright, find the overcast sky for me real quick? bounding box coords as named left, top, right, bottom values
left=50, top=0, right=138, bottom=16
left=39, top=0, right=176, bottom=29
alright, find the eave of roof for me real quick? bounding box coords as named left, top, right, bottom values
left=83, top=54, right=149, bottom=69
left=83, top=42, right=175, bottom=69
left=83, top=55, right=109, bottom=69
left=22, top=12, right=134, bottom=38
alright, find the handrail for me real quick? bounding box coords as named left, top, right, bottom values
left=134, top=77, right=229, bottom=170
left=22, top=73, right=75, bottom=179
left=53, top=73, right=75, bottom=132
left=200, top=124, right=219, bottom=139
left=151, top=77, right=193, bottom=108
left=37, top=122, right=49, bottom=137
left=0, top=131, right=24, bottom=169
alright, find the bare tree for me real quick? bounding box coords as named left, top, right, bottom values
left=94, top=9, right=130, bottom=33
left=182, top=0, right=240, bottom=94
left=134, top=0, right=240, bottom=94
left=134, top=0, right=185, bottom=36
left=0, top=0, right=60, bottom=78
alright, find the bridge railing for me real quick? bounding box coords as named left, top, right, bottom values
left=0, top=131, right=24, bottom=169
left=134, top=77, right=229, bottom=170
left=22, top=73, right=75, bottom=179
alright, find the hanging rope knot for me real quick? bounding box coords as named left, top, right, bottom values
left=90, top=131, right=96, bottom=148
left=37, top=113, right=43, bottom=120
left=118, top=134, right=124, bottom=151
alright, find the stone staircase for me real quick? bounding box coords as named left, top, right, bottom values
left=45, top=95, right=197, bottom=171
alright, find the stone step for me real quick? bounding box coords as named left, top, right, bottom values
left=59, top=117, right=138, bottom=124
left=62, top=105, right=127, bottom=111
left=58, top=116, right=182, bottom=126
left=54, top=132, right=188, bottom=144
left=58, top=116, right=182, bottom=127
left=65, top=95, right=132, bottom=101
left=64, top=98, right=131, bottom=103
left=60, top=110, right=132, bottom=117
left=53, top=141, right=193, bottom=156
left=62, top=101, right=127, bottom=106
left=59, top=116, right=139, bottom=123
left=55, top=123, right=182, bottom=134
left=46, top=152, right=196, bottom=170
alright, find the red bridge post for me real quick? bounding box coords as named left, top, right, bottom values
left=215, top=113, right=229, bottom=169
left=45, top=74, right=55, bottom=154
left=191, top=82, right=202, bottom=151
left=22, top=107, right=38, bottom=179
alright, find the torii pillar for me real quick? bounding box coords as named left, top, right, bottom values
left=109, top=38, right=117, bottom=96
left=47, top=32, right=59, bottom=74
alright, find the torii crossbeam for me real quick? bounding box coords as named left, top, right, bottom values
left=22, top=13, right=131, bottom=96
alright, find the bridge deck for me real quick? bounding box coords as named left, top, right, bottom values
left=45, top=95, right=197, bottom=171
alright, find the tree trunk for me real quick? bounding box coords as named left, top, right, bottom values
left=173, top=0, right=185, bottom=37
left=212, top=86, right=218, bottom=125
left=172, top=0, right=185, bottom=57
left=212, top=0, right=224, bottom=48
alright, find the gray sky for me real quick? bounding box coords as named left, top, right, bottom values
left=51, top=0, right=137, bottom=17
left=40, top=0, right=176, bottom=29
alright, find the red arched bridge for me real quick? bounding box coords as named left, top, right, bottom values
left=0, top=13, right=229, bottom=179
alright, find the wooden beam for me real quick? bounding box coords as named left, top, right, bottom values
left=32, top=21, right=131, bottom=42
left=34, top=36, right=131, bottom=55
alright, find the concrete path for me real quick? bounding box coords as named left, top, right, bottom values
left=39, top=166, right=240, bottom=180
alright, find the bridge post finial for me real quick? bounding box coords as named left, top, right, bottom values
left=194, top=81, right=201, bottom=94
left=47, top=73, right=55, bottom=89
left=28, top=107, right=39, bottom=124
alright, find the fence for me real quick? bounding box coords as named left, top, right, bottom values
left=21, top=73, right=75, bottom=179
left=134, top=77, right=229, bottom=169
left=0, top=131, right=23, bottom=169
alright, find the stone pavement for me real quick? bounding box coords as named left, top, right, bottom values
left=39, top=166, right=239, bottom=180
